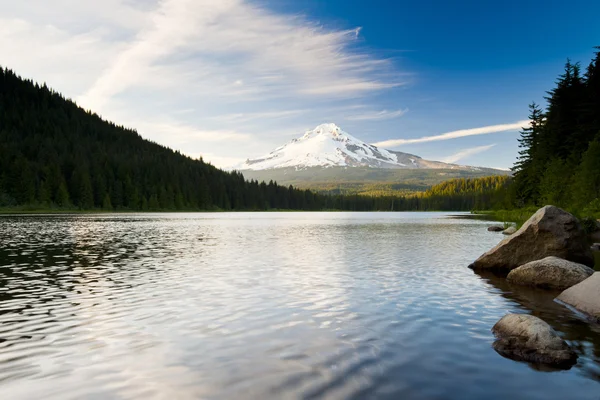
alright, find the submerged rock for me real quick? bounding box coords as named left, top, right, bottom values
left=488, top=225, right=505, bottom=232
left=469, top=206, right=594, bottom=273
left=502, top=226, right=517, bottom=235
left=492, top=314, right=577, bottom=368
left=556, top=272, right=600, bottom=322
left=507, top=257, right=594, bottom=290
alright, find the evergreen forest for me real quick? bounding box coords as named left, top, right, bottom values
left=509, top=47, right=600, bottom=216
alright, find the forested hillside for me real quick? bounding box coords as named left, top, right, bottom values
left=0, top=67, right=332, bottom=211
left=418, top=175, right=510, bottom=211
left=510, top=47, right=600, bottom=215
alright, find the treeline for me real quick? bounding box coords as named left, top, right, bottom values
left=319, top=176, right=511, bottom=211
left=417, top=175, right=511, bottom=211
left=510, top=47, right=600, bottom=215
left=0, top=67, right=331, bottom=211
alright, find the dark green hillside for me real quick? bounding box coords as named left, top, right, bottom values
left=0, top=68, right=326, bottom=211
left=419, top=175, right=511, bottom=211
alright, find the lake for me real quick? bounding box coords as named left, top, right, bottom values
left=0, top=212, right=599, bottom=399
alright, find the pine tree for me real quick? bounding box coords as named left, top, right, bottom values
left=55, top=180, right=70, bottom=207
left=511, top=103, right=544, bottom=205
left=102, top=193, right=113, bottom=210
left=573, top=140, right=600, bottom=210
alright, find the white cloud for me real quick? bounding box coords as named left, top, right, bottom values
left=190, top=153, right=246, bottom=169
left=75, top=0, right=399, bottom=113
left=131, top=121, right=252, bottom=146
left=0, top=18, right=125, bottom=95
left=209, top=110, right=308, bottom=124
left=440, top=144, right=497, bottom=164
left=372, top=120, right=530, bottom=148
left=347, top=108, right=408, bottom=121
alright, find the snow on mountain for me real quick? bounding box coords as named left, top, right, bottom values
left=240, top=123, right=478, bottom=171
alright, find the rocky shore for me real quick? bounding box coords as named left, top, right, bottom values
left=470, top=205, right=600, bottom=369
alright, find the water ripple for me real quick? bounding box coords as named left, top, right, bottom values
left=0, top=212, right=598, bottom=399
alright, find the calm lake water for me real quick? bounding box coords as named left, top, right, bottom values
left=0, top=212, right=599, bottom=399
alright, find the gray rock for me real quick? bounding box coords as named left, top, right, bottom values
left=591, top=243, right=600, bottom=251
left=557, top=272, right=600, bottom=322
left=492, top=313, right=577, bottom=367
left=469, top=206, right=594, bottom=272
left=488, top=226, right=505, bottom=232
left=507, top=256, right=594, bottom=290
left=502, top=226, right=517, bottom=235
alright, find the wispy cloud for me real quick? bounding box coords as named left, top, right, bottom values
left=210, top=110, right=308, bottom=123
left=440, top=144, right=497, bottom=164
left=191, top=153, right=246, bottom=168
left=372, top=120, right=530, bottom=148
left=134, top=121, right=253, bottom=145
left=76, top=0, right=400, bottom=112
left=347, top=108, right=408, bottom=121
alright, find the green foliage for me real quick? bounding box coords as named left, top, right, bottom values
left=509, top=47, right=600, bottom=218
left=538, top=158, right=571, bottom=206
left=102, top=193, right=113, bottom=210
left=413, top=175, right=511, bottom=211
left=573, top=140, right=600, bottom=209
left=580, top=217, right=599, bottom=235
left=479, top=207, right=539, bottom=229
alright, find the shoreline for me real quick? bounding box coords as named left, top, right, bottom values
left=0, top=208, right=474, bottom=215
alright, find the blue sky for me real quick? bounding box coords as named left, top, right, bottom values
left=1, top=0, right=599, bottom=169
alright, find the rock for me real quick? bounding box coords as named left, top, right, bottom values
left=491, top=313, right=577, bottom=368
left=556, top=272, right=600, bottom=322
left=502, top=226, right=517, bottom=235
left=488, top=225, right=505, bottom=232
left=507, top=256, right=594, bottom=290
left=469, top=206, right=594, bottom=272
left=591, top=243, right=600, bottom=251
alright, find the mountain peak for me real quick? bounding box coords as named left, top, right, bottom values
left=302, top=123, right=343, bottom=139
left=239, top=124, right=480, bottom=172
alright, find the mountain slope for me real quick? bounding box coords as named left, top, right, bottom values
left=0, top=67, right=330, bottom=211
left=240, top=123, right=485, bottom=171
left=241, top=166, right=509, bottom=196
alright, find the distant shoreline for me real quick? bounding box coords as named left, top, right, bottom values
left=0, top=209, right=473, bottom=215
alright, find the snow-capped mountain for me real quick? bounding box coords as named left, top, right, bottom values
left=240, top=123, right=479, bottom=171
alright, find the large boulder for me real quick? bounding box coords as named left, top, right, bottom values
left=502, top=226, right=517, bottom=235
left=492, top=314, right=577, bottom=368
left=556, top=272, right=600, bottom=322
left=507, top=256, right=594, bottom=290
left=469, top=206, right=594, bottom=272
